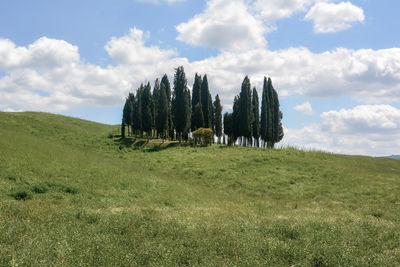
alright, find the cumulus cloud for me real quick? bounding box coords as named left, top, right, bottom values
left=0, top=37, right=129, bottom=112
left=294, top=101, right=313, bottom=115
left=105, top=27, right=177, bottom=65
left=283, top=105, right=400, bottom=156
left=1, top=29, right=400, bottom=114
left=253, top=0, right=315, bottom=21
left=190, top=46, right=400, bottom=104
left=321, top=105, right=400, bottom=134
left=305, top=1, right=365, bottom=33
left=175, top=0, right=365, bottom=52
left=176, top=0, right=268, bottom=51
left=0, top=37, right=80, bottom=70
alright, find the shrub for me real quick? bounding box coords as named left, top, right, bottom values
left=192, top=128, right=213, bottom=147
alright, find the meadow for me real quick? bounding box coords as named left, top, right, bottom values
left=1, top=112, right=400, bottom=266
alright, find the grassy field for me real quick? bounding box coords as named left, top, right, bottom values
left=1, top=112, right=400, bottom=266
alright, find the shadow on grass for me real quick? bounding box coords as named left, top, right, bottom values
left=114, top=137, right=184, bottom=152
left=145, top=142, right=181, bottom=152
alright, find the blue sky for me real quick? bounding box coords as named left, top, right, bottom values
left=1, top=0, right=400, bottom=156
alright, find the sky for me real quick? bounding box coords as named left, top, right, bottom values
left=1, top=0, right=400, bottom=156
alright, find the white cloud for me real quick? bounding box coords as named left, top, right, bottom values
left=294, top=101, right=313, bottom=115
left=176, top=0, right=268, bottom=51
left=321, top=105, right=400, bottom=134
left=253, top=0, right=315, bottom=21
left=175, top=0, right=366, bottom=51
left=0, top=37, right=79, bottom=70
left=189, top=46, right=400, bottom=104
left=1, top=30, right=400, bottom=114
left=105, top=27, right=177, bottom=65
left=283, top=105, right=400, bottom=156
left=305, top=1, right=365, bottom=33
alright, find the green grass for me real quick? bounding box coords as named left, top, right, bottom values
left=1, top=112, right=400, bottom=266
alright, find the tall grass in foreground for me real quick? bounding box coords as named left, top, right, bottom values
left=1, top=112, right=400, bottom=266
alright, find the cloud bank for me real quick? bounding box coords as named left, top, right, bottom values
left=0, top=0, right=399, bottom=155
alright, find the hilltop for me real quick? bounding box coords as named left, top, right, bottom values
left=1, top=112, right=400, bottom=266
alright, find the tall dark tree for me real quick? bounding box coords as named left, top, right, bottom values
left=260, top=77, right=284, bottom=148
left=191, top=73, right=203, bottom=131
left=239, top=76, right=252, bottom=146
left=213, top=94, right=223, bottom=144
left=161, top=74, right=174, bottom=140
left=152, top=79, right=160, bottom=136
left=209, top=93, right=214, bottom=132
left=232, top=95, right=241, bottom=145
left=270, top=79, right=284, bottom=147
left=192, top=102, right=204, bottom=131
left=252, top=87, right=260, bottom=147
left=141, top=82, right=153, bottom=141
left=201, top=75, right=212, bottom=128
left=172, top=66, right=191, bottom=142
left=121, top=119, right=126, bottom=138
left=127, top=93, right=135, bottom=136
left=133, top=85, right=143, bottom=137
left=122, top=96, right=131, bottom=136
left=184, top=88, right=192, bottom=141
left=156, top=83, right=169, bottom=141
left=223, top=112, right=233, bottom=146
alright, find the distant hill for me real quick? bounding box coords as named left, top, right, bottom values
left=387, top=155, right=400, bottom=160
left=1, top=111, right=400, bottom=266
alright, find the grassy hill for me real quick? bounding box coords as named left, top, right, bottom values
left=1, top=112, right=400, bottom=266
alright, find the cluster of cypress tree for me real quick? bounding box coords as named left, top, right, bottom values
left=121, top=66, right=223, bottom=143
left=224, top=76, right=284, bottom=148
left=121, top=66, right=283, bottom=148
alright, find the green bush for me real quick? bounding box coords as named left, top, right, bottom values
left=192, top=128, right=213, bottom=147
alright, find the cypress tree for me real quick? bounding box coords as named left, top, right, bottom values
left=209, top=93, right=214, bottom=132
left=122, top=97, right=131, bottom=136
left=266, top=78, right=274, bottom=148
left=239, top=76, right=252, bottom=146
left=213, top=94, right=223, bottom=144
left=184, top=88, right=192, bottom=141
left=121, top=119, right=126, bottom=139
left=141, top=82, right=153, bottom=141
left=252, top=87, right=260, bottom=147
left=156, top=83, right=169, bottom=141
left=161, top=74, right=174, bottom=140
left=152, top=79, right=160, bottom=136
left=223, top=112, right=233, bottom=146
left=260, top=77, right=268, bottom=147
left=127, top=93, right=135, bottom=136
left=191, top=73, right=203, bottom=131
left=232, top=95, right=240, bottom=145
left=201, top=75, right=212, bottom=128
left=193, top=102, right=204, bottom=131
left=133, top=85, right=143, bottom=137
left=270, top=79, right=284, bottom=147
left=172, top=66, right=190, bottom=142
left=260, top=77, right=284, bottom=148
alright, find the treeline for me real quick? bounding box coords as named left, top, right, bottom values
left=121, top=66, right=283, bottom=148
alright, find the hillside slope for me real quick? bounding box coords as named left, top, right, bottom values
left=1, top=112, right=400, bottom=266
